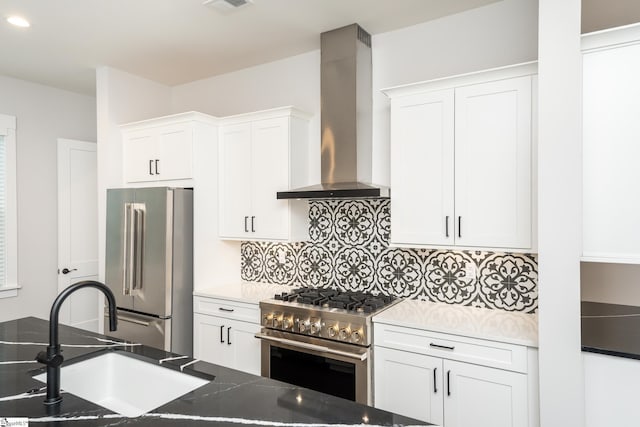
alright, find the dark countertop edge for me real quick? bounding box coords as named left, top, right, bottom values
left=582, top=345, right=640, bottom=361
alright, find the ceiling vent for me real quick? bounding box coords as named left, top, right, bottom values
left=203, top=0, right=253, bottom=12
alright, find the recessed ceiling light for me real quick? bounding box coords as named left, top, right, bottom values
left=7, top=16, right=30, bottom=28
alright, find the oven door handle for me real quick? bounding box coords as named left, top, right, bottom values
left=254, top=333, right=368, bottom=362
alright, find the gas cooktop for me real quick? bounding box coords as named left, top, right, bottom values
left=260, top=287, right=399, bottom=346
left=273, top=287, right=396, bottom=313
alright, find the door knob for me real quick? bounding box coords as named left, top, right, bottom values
left=61, top=268, right=77, bottom=275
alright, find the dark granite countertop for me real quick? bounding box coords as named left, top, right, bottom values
left=581, top=301, right=640, bottom=360
left=0, top=317, right=427, bottom=426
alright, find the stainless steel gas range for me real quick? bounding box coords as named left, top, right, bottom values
left=255, top=287, right=399, bottom=405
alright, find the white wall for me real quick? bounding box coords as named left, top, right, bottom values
left=171, top=50, right=322, bottom=184
left=0, top=75, right=96, bottom=321
left=581, top=262, right=640, bottom=305
left=171, top=0, right=539, bottom=187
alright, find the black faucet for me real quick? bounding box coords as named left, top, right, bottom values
left=36, top=280, right=118, bottom=405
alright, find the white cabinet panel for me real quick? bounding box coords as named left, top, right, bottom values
left=390, top=89, right=455, bottom=246
left=219, top=123, right=252, bottom=238
left=444, top=360, right=528, bottom=427
left=250, top=117, right=290, bottom=240
left=385, top=64, right=536, bottom=251
left=374, top=346, right=443, bottom=424
left=373, top=319, right=536, bottom=427
left=121, top=113, right=207, bottom=184
left=584, top=352, right=640, bottom=427
left=230, top=320, right=261, bottom=375
left=193, top=313, right=234, bottom=368
left=193, top=296, right=261, bottom=375
left=157, top=124, right=193, bottom=181
left=218, top=107, right=309, bottom=242
left=124, top=132, right=156, bottom=183
left=455, top=76, right=532, bottom=249
left=583, top=39, right=640, bottom=262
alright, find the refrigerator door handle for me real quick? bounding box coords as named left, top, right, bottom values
left=118, top=314, right=151, bottom=327
left=124, top=203, right=135, bottom=296
left=132, top=206, right=145, bottom=292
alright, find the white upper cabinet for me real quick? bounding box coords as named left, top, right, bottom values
left=218, top=107, right=310, bottom=242
left=384, top=63, right=537, bottom=252
left=121, top=112, right=217, bottom=184
left=390, top=89, right=455, bottom=247
left=582, top=24, right=640, bottom=263
left=454, top=76, right=532, bottom=249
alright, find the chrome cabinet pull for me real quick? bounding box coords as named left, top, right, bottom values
left=227, top=327, right=232, bottom=345
left=148, top=160, right=154, bottom=175
left=251, top=216, right=255, bottom=233
left=430, top=343, right=455, bottom=351
left=244, top=216, right=249, bottom=232
left=219, top=325, right=224, bottom=343
left=154, top=159, right=159, bottom=175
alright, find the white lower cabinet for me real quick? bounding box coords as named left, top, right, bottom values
left=584, top=352, right=640, bottom=427
left=374, top=324, right=536, bottom=427
left=193, top=296, right=261, bottom=375
left=375, top=347, right=443, bottom=424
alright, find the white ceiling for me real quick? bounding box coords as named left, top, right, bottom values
left=0, top=0, right=502, bottom=95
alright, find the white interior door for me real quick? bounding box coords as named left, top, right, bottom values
left=57, top=138, right=100, bottom=332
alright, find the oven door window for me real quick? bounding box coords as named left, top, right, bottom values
left=270, top=345, right=356, bottom=401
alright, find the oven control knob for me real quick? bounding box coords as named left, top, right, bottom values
left=339, top=328, right=351, bottom=341
left=352, top=329, right=364, bottom=343
left=310, top=318, right=321, bottom=334
left=283, top=315, right=294, bottom=330
left=299, top=319, right=311, bottom=333
left=328, top=324, right=339, bottom=338
left=272, top=312, right=283, bottom=328
left=263, top=313, right=274, bottom=326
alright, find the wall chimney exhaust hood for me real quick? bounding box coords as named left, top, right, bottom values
left=277, top=24, right=390, bottom=200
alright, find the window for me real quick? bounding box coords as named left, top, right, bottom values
left=0, top=114, right=17, bottom=298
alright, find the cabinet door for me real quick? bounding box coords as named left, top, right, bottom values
left=124, top=131, right=158, bottom=183
left=454, top=76, right=532, bottom=249
left=250, top=117, right=290, bottom=240
left=228, top=320, right=261, bottom=375
left=156, top=123, right=193, bottom=181
left=390, top=90, right=455, bottom=246
left=583, top=43, right=640, bottom=262
left=374, top=346, right=444, bottom=424
left=444, top=360, right=528, bottom=427
left=219, top=123, right=252, bottom=238
left=193, top=314, right=233, bottom=368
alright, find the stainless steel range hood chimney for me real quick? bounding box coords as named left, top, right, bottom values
left=277, top=24, right=390, bottom=200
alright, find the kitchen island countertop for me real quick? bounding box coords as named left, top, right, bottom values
left=0, top=317, right=426, bottom=426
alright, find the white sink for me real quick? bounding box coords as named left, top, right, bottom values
left=33, top=351, right=209, bottom=417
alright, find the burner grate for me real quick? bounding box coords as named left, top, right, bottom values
left=272, top=287, right=395, bottom=313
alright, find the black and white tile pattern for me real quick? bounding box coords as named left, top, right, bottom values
left=241, top=199, right=538, bottom=313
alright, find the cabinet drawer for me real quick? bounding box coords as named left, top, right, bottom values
left=193, top=296, right=259, bottom=323
left=374, top=323, right=528, bottom=373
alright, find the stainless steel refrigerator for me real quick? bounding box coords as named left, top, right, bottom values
left=105, top=187, right=193, bottom=356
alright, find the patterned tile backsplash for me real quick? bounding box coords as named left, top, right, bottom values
left=241, top=199, right=538, bottom=313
